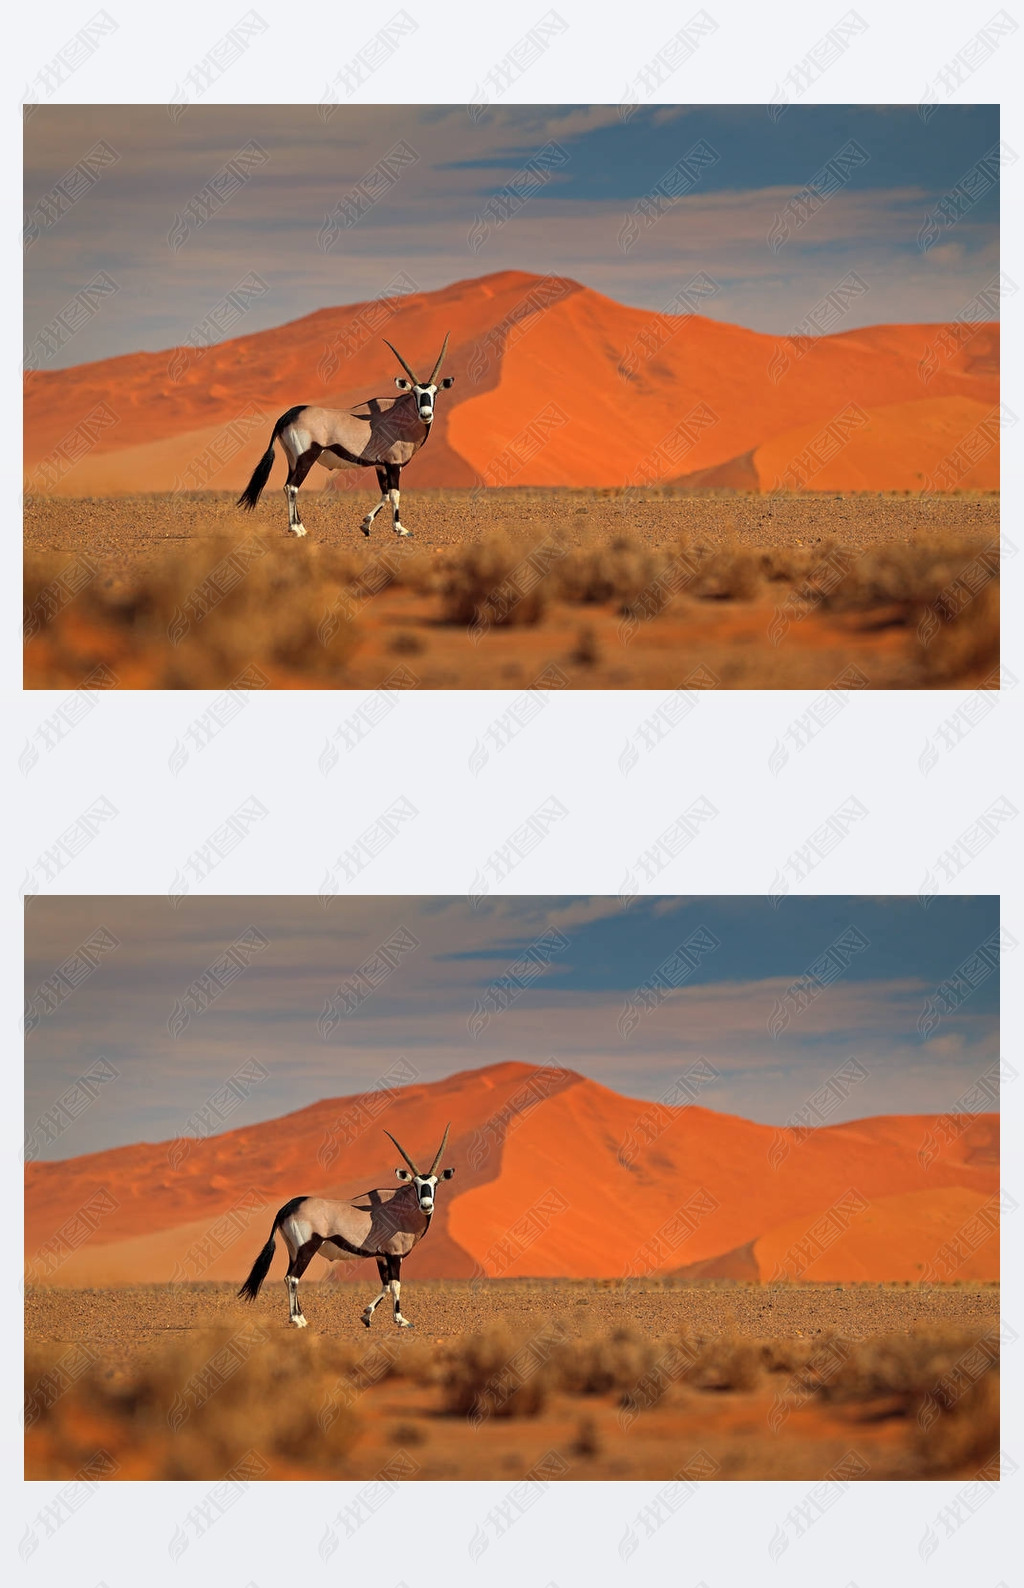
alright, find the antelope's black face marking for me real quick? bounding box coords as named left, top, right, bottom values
left=394, top=375, right=456, bottom=424
left=395, top=1166, right=455, bottom=1212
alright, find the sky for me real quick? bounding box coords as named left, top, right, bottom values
left=24, top=895, right=1000, bottom=1161
left=24, top=104, right=1000, bottom=369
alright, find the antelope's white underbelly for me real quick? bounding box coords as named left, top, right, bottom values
left=317, top=450, right=363, bottom=472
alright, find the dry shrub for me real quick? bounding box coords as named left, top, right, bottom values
left=25, top=1329, right=363, bottom=1478
left=808, top=1327, right=1001, bottom=1474
left=812, top=536, right=997, bottom=613
left=914, top=580, right=999, bottom=683
left=681, top=1335, right=763, bottom=1392
left=911, top=1371, right=1000, bottom=1473
left=551, top=535, right=956, bottom=612
left=551, top=1328, right=663, bottom=1396
left=758, top=546, right=824, bottom=585
left=759, top=1336, right=824, bottom=1375
left=550, top=1330, right=762, bottom=1412
left=438, top=535, right=551, bottom=628
left=814, top=1328, right=997, bottom=1404
left=24, top=538, right=362, bottom=687
left=440, top=1326, right=551, bottom=1419
left=689, top=546, right=763, bottom=602
left=552, top=536, right=665, bottom=605
left=439, top=1322, right=686, bottom=1419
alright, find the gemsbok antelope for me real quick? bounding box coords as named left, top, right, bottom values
left=236, top=335, right=454, bottom=539
left=237, top=1125, right=454, bottom=1330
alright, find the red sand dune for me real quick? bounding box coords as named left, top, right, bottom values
left=678, top=396, right=998, bottom=494
left=751, top=1186, right=997, bottom=1283
left=25, top=1062, right=999, bottom=1286
left=23, top=271, right=998, bottom=495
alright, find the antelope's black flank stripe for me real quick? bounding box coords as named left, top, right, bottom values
left=324, top=1231, right=380, bottom=1260
left=324, top=442, right=368, bottom=467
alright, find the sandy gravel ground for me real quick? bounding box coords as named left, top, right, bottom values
left=25, top=1277, right=999, bottom=1354
left=24, top=488, right=998, bottom=560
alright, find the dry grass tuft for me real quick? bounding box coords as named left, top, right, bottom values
left=759, top=1336, right=826, bottom=1375
left=814, top=1327, right=997, bottom=1404
left=688, top=544, right=763, bottom=601
left=681, top=1335, right=763, bottom=1392
left=800, top=1326, right=1000, bottom=1475
left=551, top=536, right=667, bottom=606
left=440, top=1326, right=552, bottom=1419
left=911, top=1370, right=1000, bottom=1473
left=551, top=1328, right=664, bottom=1397
left=810, top=536, right=997, bottom=613
left=438, top=535, right=552, bottom=628
left=913, top=580, right=999, bottom=683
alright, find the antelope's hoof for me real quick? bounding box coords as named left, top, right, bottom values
left=394, top=526, right=412, bottom=538
left=396, top=1319, right=414, bottom=1329
left=361, top=521, right=372, bottom=537
left=291, top=1315, right=308, bottom=1329
left=361, top=1312, right=372, bottom=1328
left=289, top=524, right=308, bottom=538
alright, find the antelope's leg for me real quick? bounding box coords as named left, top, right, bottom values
left=388, top=464, right=411, bottom=538
left=283, top=447, right=321, bottom=539
left=362, top=467, right=390, bottom=538
left=283, top=486, right=305, bottom=537
left=362, top=1257, right=390, bottom=1328
left=285, top=1275, right=306, bottom=1326
left=285, top=1236, right=322, bottom=1328
left=389, top=1255, right=412, bottom=1328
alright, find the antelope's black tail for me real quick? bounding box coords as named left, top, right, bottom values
left=236, top=1196, right=308, bottom=1300
left=236, top=406, right=308, bottom=510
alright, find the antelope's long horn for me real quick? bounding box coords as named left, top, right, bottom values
left=384, top=1129, right=419, bottom=1174
left=429, top=1122, right=451, bottom=1176
left=428, top=332, right=450, bottom=385
left=383, top=338, right=419, bottom=385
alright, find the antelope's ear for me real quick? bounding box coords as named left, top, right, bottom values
left=395, top=1167, right=412, bottom=1181
left=441, top=376, right=455, bottom=389
left=394, top=377, right=411, bottom=390
left=441, top=1166, right=455, bottom=1180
